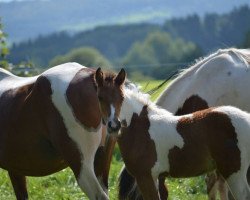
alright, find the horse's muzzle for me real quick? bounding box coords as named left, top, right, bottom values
left=107, top=119, right=121, bottom=134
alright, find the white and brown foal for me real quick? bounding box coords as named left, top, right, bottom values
left=118, top=48, right=250, bottom=200
left=95, top=68, right=250, bottom=200
left=0, top=63, right=125, bottom=200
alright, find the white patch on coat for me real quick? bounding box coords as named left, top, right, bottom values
left=214, top=106, right=250, bottom=171
left=0, top=68, right=38, bottom=97
left=43, top=63, right=105, bottom=198
left=108, top=104, right=116, bottom=128
left=43, top=62, right=101, bottom=161
left=213, top=106, right=250, bottom=199
left=120, top=87, right=150, bottom=126
left=148, top=111, right=185, bottom=179
left=156, top=48, right=250, bottom=113
left=119, top=86, right=185, bottom=178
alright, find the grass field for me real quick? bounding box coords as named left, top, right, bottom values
left=0, top=80, right=209, bottom=200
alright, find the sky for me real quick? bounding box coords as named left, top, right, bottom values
left=0, top=0, right=43, bottom=2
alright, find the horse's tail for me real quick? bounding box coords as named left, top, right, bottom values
left=118, top=166, right=143, bottom=200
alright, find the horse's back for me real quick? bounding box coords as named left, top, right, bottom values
left=157, top=48, right=250, bottom=113
left=0, top=68, right=38, bottom=96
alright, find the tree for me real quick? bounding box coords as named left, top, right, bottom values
left=242, top=31, right=250, bottom=48
left=122, top=31, right=202, bottom=79
left=0, top=18, right=39, bottom=76
left=0, top=18, right=9, bottom=69
left=49, top=47, right=112, bottom=69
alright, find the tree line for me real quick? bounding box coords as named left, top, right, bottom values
left=3, top=5, right=250, bottom=79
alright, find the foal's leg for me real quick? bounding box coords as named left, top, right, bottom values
left=8, top=171, right=28, bottom=200
left=136, top=175, right=160, bottom=200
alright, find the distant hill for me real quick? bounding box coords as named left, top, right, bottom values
left=1, top=0, right=250, bottom=42
left=8, top=5, right=250, bottom=68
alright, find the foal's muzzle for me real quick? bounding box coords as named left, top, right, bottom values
left=107, top=118, right=121, bottom=134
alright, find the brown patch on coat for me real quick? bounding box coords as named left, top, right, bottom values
left=168, top=108, right=241, bottom=179
left=118, top=106, right=159, bottom=199
left=66, top=68, right=102, bottom=129
left=0, top=75, right=82, bottom=178
left=175, top=95, right=209, bottom=115
left=118, top=106, right=157, bottom=178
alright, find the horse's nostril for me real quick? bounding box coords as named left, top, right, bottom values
left=117, top=121, right=121, bottom=130
left=108, top=121, right=112, bottom=128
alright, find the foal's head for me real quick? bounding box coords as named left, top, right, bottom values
left=94, top=68, right=126, bottom=133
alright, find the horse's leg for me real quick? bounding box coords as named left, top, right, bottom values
left=51, top=127, right=108, bottom=200
left=205, top=172, right=218, bottom=200
left=94, top=127, right=116, bottom=194
left=102, top=135, right=116, bottom=187
left=226, top=171, right=250, bottom=200
left=136, top=175, right=160, bottom=200
left=217, top=175, right=229, bottom=200
left=246, top=167, right=250, bottom=185
left=206, top=173, right=229, bottom=200
left=118, top=166, right=141, bottom=200
left=94, top=146, right=106, bottom=188
left=158, top=176, right=168, bottom=200
left=78, top=161, right=109, bottom=200
left=118, top=167, right=168, bottom=200
left=8, top=171, right=28, bottom=200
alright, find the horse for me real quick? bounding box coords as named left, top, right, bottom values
left=94, top=69, right=250, bottom=200
left=0, top=62, right=122, bottom=200
left=117, top=48, right=250, bottom=200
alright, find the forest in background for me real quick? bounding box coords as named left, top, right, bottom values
left=3, top=5, right=250, bottom=79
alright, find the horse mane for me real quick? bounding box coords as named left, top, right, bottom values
left=157, top=48, right=250, bottom=104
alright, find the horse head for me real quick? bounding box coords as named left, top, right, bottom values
left=94, top=67, right=126, bottom=134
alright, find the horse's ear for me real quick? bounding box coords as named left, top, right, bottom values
left=94, top=67, right=104, bottom=87
left=115, top=68, right=126, bottom=86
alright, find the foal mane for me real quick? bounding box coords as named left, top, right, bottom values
left=124, top=83, right=171, bottom=116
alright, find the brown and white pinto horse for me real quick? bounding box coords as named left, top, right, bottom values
left=95, top=70, right=250, bottom=200
left=0, top=63, right=124, bottom=200
left=118, top=48, right=250, bottom=200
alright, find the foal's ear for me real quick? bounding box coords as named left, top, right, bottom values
left=139, top=105, right=148, bottom=117
left=94, top=67, right=104, bottom=87
left=129, top=112, right=139, bottom=128
left=115, top=68, right=126, bottom=86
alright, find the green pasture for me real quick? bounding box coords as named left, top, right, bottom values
left=0, top=80, right=209, bottom=199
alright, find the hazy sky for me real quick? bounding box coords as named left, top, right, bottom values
left=1, top=0, right=41, bottom=1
